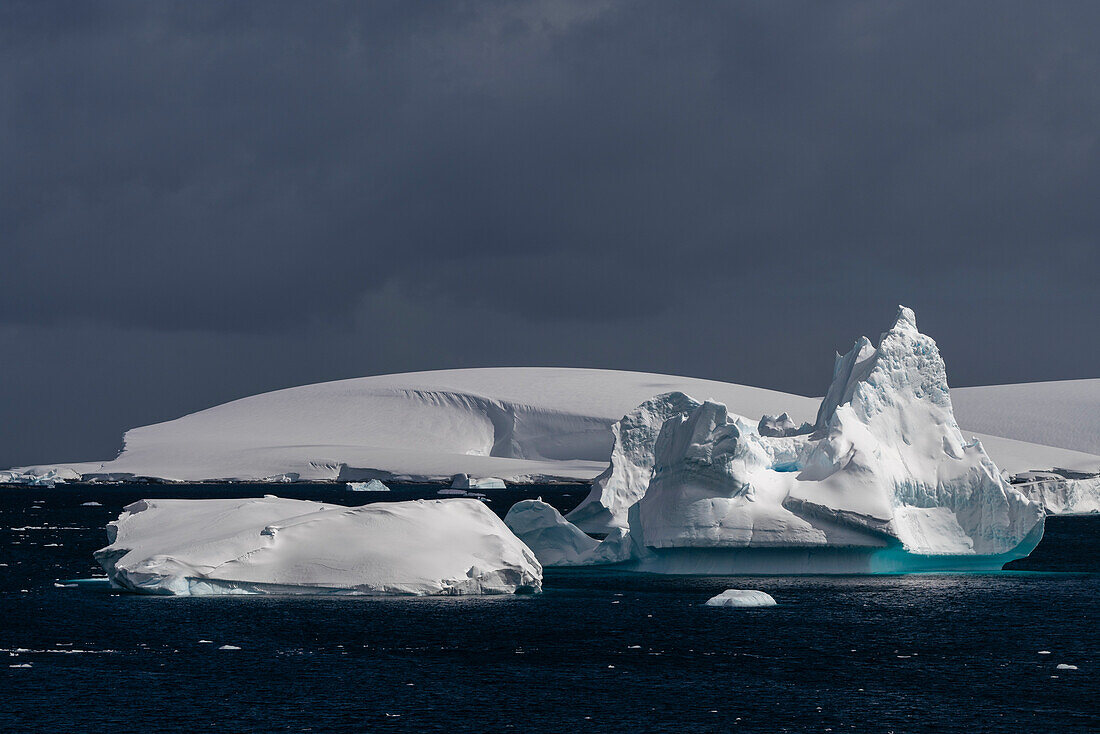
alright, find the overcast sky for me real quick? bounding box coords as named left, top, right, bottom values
left=2, top=1, right=1097, bottom=467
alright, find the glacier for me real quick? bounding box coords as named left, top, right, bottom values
left=95, top=497, right=542, bottom=596
left=12, top=368, right=1096, bottom=494
left=529, top=307, right=1047, bottom=574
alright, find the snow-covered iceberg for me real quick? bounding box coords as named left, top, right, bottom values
left=504, top=498, right=632, bottom=567
left=95, top=497, right=542, bottom=596
left=539, top=307, right=1046, bottom=573
left=505, top=499, right=600, bottom=566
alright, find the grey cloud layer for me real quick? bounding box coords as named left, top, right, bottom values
left=1, top=1, right=1097, bottom=465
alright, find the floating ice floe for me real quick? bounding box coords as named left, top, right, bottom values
left=95, top=497, right=541, bottom=596
left=532, top=307, right=1046, bottom=574
left=450, top=474, right=506, bottom=490
left=346, top=479, right=391, bottom=492
left=704, top=590, right=777, bottom=608
left=0, top=468, right=79, bottom=487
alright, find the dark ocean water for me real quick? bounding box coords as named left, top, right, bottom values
left=2, top=484, right=1097, bottom=733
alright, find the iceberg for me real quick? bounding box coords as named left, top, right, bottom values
left=757, top=413, right=813, bottom=438
left=450, top=474, right=507, bottom=490
left=0, top=468, right=79, bottom=487
left=347, top=479, right=391, bottom=492
left=704, top=590, right=777, bottom=608
left=526, top=307, right=1045, bottom=573
left=95, top=497, right=542, bottom=596
left=1014, top=473, right=1100, bottom=515
left=567, top=392, right=701, bottom=534
left=505, top=499, right=600, bottom=566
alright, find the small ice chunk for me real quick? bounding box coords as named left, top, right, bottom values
left=1056, top=663, right=1078, bottom=670
left=346, top=479, right=390, bottom=492
left=9, top=663, right=32, bottom=668
left=1038, top=650, right=1051, bottom=655
left=704, top=589, right=777, bottom=608
left=81, top=502, right=103, bottom=507
left=198, top=640, right=213, bottom=644
left=219, top=645, right=242, bottom=651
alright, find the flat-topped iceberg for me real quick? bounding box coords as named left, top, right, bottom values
left=537, top=307, right=1046, bottom=573
left=95, top=497, right=542, bottom=596
left=450, top=474, right=507, bottom=490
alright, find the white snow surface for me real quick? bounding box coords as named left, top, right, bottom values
left=951, top=379, right=1100, bottom=456
left=25, top=369, right=820, bottom=484
left=95, top=497, right=541, bottom=596
left=704, top=590, right=777, bottom=608
left=503, top=498, right=633, bottom=567
left=12, top=334, right=1096, bottom=486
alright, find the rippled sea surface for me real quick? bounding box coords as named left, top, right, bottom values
left=2, top=484, right=1097, bottom=733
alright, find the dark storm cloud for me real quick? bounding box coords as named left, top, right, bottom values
left=1, top=1, right=1098, bottom=465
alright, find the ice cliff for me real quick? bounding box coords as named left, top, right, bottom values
left=1013, top=473, right=1100, bottom=516
left=96, top=497, right=542, bottom=595
left=540, top=307, right=1046, bottom=573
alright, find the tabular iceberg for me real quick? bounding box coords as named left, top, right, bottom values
left=536, top=307, right=1045, bottom=573
left=95, top=497, right=542, bottom=595
left=450, top=474, right=507, bottom=490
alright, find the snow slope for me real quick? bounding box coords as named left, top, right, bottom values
left=27, top=369, right=819, bottom=483
left=96, top=497, right=541, bottom=595
left=12, top=362, right=1096, bottom=485
left=951, top=379, right=1100, bottom=455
